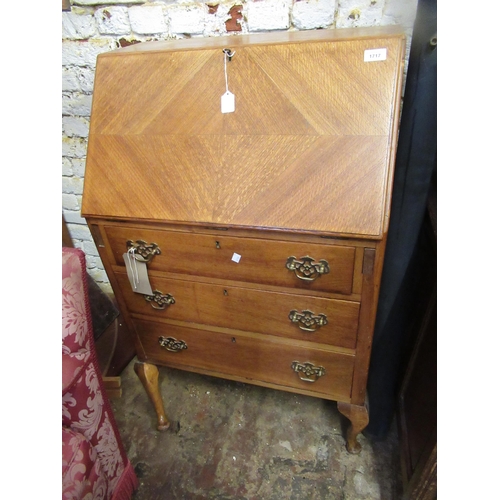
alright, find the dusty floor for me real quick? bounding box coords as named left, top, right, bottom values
left=111, top=358, right=403, bottom=500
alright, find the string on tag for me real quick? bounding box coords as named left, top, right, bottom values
left=221, top=49, right=236, bottom=114
left=223, top=49, right=235, bottom=93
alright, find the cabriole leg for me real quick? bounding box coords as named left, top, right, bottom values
left=134, top=362, right=170, bottom=431
left=337, top=401, right=369, bottom=454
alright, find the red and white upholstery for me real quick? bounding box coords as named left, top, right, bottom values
left=62, top=247, right=138, bottom=499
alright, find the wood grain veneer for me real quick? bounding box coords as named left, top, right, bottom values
left=82, top=31, right=405, bottom=239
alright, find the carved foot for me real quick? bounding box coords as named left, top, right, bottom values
left=337, top=401, right=369, bottom=454
left=134, top=362, right=170, bottom=431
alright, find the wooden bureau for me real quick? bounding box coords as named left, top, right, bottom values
left=82, top=26, right=406, bottom=453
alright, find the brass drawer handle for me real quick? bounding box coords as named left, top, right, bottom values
left=286, top=256, right=329, bottom=281
left=126, top=240, right=161, bottom=263
left=144, top=290, right=175, bottom=310
left=291, top=361, right=326, bottom=383
left=158, top=336, right=187, bottom=352
left=289, top=310, right=328, bottom=332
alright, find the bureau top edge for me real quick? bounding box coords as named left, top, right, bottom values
left=100, top=26, right=406, bottom=57
left=83, top=215, right=386, bottom=242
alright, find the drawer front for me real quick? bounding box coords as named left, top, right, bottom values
left=105, top=225, right=356, bottom=295
left=117, top=272, right=359, bottom=349
left=134, top=319, right=355, bottom=401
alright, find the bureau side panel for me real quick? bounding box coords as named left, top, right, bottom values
left=350, top=243, right=386, bottom=405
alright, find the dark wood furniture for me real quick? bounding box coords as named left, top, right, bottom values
left=397, top=186, right=437, bottom=498
left=82, top=26, right=406, bottom=452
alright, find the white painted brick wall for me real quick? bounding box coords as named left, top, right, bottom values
left=292, top=0, right=336, bottom=30
left=62, top=0, right=418, bottom=293
left=62, top=116, right=90, bottom=137
left=128, top=5, right=168, bottom=34
left=74, top=0, right=144, bottom=5
left=62, top=67, right=95, bottom=93
left=246, top=0, right=292, bottom=31
left=336, top=0, right=385, bottom=28
left=168, top=4, right=207, bottom=35
left=62, top=11, right=97, bottom=39
left=62, top=38, right=119, bottom=67
left=95, top=6, right=131, bottom=35
left=62, top=137, right=87, bottom=158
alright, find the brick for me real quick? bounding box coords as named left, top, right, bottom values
left=62, top=67, right=81, bottom=92
left=74, top=0, right=143, bottom=4
left=62, top=11, right=97, bottom=39
left=62, top=176, right=85, bottom=195
left=382, top=0, right=417, bottom=29
left=71, top=158, right=87, bottom=177
left=118, top=37, right=144, bottom=47
left=62, top=193, right=81, bottom=211
left=62, top=93, right=93, bottom=117
left=129, top=5, right=168, bottom=35
left=202, top=2, right=234, bottom=35
left=83, top=240, right=100, bottom=257
left=62, top=38, right=118, bottom=67
left=85, top=255, right=103, bottom=269
left=63, top=210, right=87, bottom=225
left=62, top=157, right=73, bottom=176
left=87, top=266, right=110, bottom=283
left=225, top=4, right=243, bottom=32
left=95, top=6, right=131, bottom=35
left=63, top=67, right=95, bottom=93
left=246, top=0, right=292, bottom=32
left=66, top=222, right=93, bottom=241
left=168, top=4, right=206, bottom=35
left=77, top=67, right=96, bottom=92
left=62, top=137, right=88, bottom=158
left=336, top=0, right=385, bottom=28
left=62, top=116, right=90, bottom=138
left=292, top=0, right=336, bottom=30
left=72, top=239, right=84, bottom=251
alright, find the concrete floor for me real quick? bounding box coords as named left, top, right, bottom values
left=111, top=358, right=403, bottom=500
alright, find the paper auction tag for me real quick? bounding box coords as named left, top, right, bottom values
left=221, top=90, right=235, bottom=113
left=123, top=252, right=153, bottom=295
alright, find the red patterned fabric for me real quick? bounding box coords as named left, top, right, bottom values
left=62, top=247, right=138, bottom=500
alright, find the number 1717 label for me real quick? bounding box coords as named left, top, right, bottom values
left=364, top=48, right=387, bottom=62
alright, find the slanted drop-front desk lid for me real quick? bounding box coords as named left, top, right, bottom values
left=82, top=27, right=405, bottom=239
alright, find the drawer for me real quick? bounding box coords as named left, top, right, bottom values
left=134, top=319, right=355, bottom=401
left=105, top=225, right=356, bottom=295
left=117, top=272, right=360, bottom=349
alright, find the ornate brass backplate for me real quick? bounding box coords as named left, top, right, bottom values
left=158, top=336, right=187, bottom=352
left=144, top=290, right=175, bottom=310
left=291, top=361, right=326, bottom=382
left=289, top=309, right=328, bottom=332
left=286, top=256, right=329, bottom=281
left=126, top=240, right=161, bottom=263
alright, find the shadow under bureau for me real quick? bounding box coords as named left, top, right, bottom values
left=82, top=26, right=406, bottom=453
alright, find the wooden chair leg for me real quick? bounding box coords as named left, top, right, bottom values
left=337, top=401, right=369, bottom=454
left=134, top=362, right=170, bottom=431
